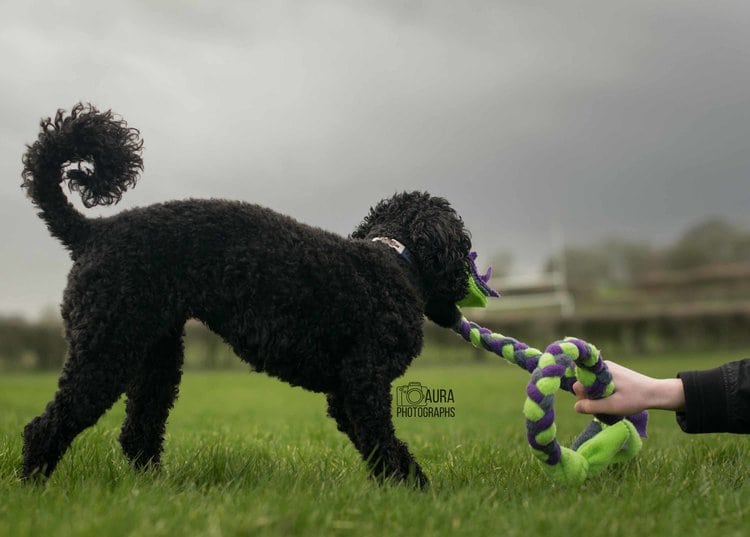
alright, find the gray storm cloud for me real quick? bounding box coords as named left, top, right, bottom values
left=1, top=0, right=749, bottom=317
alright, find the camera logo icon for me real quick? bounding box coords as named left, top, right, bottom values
left=396, top=381, right=429, bottom=406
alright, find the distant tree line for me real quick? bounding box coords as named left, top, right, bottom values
left=0, top=319, right=244, bottom=372
left=2, top=217, right=749, bottom=370
left=545, top=218, right=750, bottom=288
left=0, top=317, right=64, bottom=370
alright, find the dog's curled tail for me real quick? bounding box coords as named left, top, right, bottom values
left=21, top=103, right=143, bottom=253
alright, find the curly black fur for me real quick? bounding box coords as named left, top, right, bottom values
left=19, top=105, right=474, bottom=488
left=22, top=103, right=143, bottom=207
left=21, top=104, right=143, bottom=254
left=352, top=192, right=471, bottom=327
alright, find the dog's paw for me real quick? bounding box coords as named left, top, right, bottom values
left=407, top=465, right=430, bottom=490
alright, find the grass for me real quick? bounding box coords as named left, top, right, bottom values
left=1, top=349, right=749, bottom=536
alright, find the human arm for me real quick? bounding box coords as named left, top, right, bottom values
left=574, top=358, right=750, bottom=434
left=572, top=361, right=685, bottom=416
left=675, top=359, right=750, bottom=433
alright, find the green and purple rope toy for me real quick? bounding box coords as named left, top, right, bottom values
left=453, top=253, right=648, bottom=485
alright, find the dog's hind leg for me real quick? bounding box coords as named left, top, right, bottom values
left=22, top=347, right=130, bottom=480
left=335, top=356, right=429, bottom=488
left=119, top=326, right=185, bottom=469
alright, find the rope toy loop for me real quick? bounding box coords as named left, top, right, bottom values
left=453, top=317, right=648, bottom=485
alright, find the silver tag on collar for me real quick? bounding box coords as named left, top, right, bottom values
left=371, top=237, right=406, bottom=255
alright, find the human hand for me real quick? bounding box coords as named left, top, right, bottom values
left=573, top=360, right=685, bottom=416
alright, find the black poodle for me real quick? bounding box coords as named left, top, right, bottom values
left=19, top=104, right=474, bottom=487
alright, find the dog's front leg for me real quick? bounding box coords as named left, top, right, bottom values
left=326, top=393, right=363, bottom=452
left=333, top=361, right=428, bottom=488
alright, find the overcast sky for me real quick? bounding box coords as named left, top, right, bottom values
left=2, top=0, right=750, bottom=318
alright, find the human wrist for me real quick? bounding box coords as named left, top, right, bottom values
left=650, top=378, right=685, bottom=411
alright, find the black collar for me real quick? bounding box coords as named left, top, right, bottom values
left=371, top=236, right=413, bottom=265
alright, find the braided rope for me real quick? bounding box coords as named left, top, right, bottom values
left=453, top=317, right=648, bottom=484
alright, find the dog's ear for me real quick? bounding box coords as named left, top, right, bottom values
left=407, top=198, right=471, bottom=320
left=351, top=192, right=472, bottom=328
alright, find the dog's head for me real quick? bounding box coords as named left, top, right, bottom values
left=351, top=191, right=472, bottom=327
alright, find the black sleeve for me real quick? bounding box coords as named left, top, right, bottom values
left=675, top=358, right=750, bottom=434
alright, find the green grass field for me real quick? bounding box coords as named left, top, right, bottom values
left=1, top=350, right=749, bottom=536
